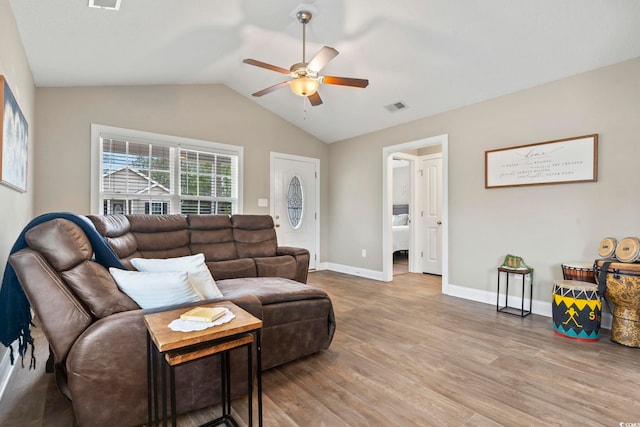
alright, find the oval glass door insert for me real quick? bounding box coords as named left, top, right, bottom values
left=287, top=175, right=304, bottom=229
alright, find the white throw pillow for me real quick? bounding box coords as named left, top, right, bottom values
left=393, top=214, right=409, bottom=226
left=130, top=253, right=223, bottom=300
left=108, top=268, right=201, bottom=310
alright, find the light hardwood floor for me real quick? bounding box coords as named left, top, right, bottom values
left=1, top=270, right=639, bottom=426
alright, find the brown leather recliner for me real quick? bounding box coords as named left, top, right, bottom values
left=9, top=214, right=335, bottom=427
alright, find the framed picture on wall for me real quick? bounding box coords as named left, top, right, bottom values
left=0, top=75, right=29, bottom=193
left=485, top=134, right=598, bottom=189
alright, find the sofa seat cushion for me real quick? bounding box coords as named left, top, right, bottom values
left=206, top=259, right=257, bottom=280
left=217, top=277, right=335, bottom=370
left=216, top=277, right=329, bottom=307
left=254, top=256, right=297, bottom=280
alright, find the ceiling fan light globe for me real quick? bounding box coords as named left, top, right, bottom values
left=290, top=77, right=319, bottom=97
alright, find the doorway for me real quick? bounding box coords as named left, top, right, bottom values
left=270, top=152, right=320, bottom=270
left=391, top=157, right=412, bottom=275
left=382, top=134, right=448, bottom=292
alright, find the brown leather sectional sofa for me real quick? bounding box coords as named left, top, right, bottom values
left=9, top=214, right=335, bottom=427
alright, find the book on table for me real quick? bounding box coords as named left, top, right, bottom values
left=180, top=306, right=227, bottom=323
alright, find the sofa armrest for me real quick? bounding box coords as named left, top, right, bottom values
left=9, top=248, right=92, bottom=364
left=276, top=246, right=308, bottom=257
left=65, top=310, right=150, bottom=427
left=276, top=246, right=310, bottom=283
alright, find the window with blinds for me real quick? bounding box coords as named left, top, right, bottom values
left=179, top=148, right=236, bottom=215
left=95, top=126, right=241, bottom=216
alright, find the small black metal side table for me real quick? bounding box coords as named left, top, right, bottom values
left=496, top=266, right=533, bottom=317
left=145, top=302, right=263, bottom=427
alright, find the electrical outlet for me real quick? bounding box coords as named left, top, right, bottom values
left=362, top=249, right=367, bottom=257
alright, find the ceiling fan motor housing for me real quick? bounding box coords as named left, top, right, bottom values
left=290, top=62, right=315, bottom=78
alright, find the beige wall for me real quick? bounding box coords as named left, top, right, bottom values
left=328, top=57, right=640, bottom=302
left=392, top=163, right=410, bottom=206
left=33, top=85, right=329, bottom=258
left=0, top=1, right=36, bottom=363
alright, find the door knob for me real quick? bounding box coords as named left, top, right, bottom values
left=436, top=220, right=442, bottom=225
left=275, top=215, right=280, bottom=219
left=275, top=224, right=280, bottom=228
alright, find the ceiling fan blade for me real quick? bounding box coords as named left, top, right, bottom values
left=251, top=81, right=290, bottom=97
left=308, top=92, right=323, bottom=106
left=243, top=59, right=290, bottom=75
left=307, top=46, right=339, bottom=73
left=321, top=75, right=369, bottom=88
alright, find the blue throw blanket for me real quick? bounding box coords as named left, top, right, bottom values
left=0, top=212, right=125, bottom=368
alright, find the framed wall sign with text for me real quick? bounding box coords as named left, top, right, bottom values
left=485, top=134, right=598, bottom=189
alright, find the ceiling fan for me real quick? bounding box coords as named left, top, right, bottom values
left=242, top=10, right=369, bottom=106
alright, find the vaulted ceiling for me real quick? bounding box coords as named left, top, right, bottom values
left=9, top=0, right=640, bottom=143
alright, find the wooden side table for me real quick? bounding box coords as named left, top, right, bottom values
left=496, top=266, right=533, bottom=317
left=144, top=301, right=263, bottom=427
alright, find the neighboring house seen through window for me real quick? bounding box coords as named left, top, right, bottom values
left=92, top=125, right=242, bottom=216
left=145, top=201, right=168, bottom=215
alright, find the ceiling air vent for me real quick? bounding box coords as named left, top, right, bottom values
left=88, top=0, right=121, bottom=10
left=385, top=101, right=408, bottom=113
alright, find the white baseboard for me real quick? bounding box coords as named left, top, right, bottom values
left=310, top=267, right=614, bottom=329
left=446, top=283, right=612, bottom=329
left=0, top=347, right=16, bottom=401
left=314, top=262, right=329, bottom=271
left=321, top=263, right=385, bottom=281
left=446, top=283, right=552, bottom=316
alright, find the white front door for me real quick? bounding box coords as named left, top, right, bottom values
left=420, top=155, right=443, bottom=275
left=271, top=153, right=319, bottom=269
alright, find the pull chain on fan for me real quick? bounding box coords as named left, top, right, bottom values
left=242, top=10, right=369, bottom=106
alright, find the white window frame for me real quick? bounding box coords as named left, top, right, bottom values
left=91, top=124, right=244, bottom=215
